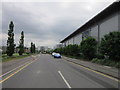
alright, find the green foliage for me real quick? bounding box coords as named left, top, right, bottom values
left=33, top=44, right=36, bottom=53
left=53, top=31, right=120, bottom=68
left=80, top=37, right=97, bottom=60
left=6, top=21, right=15, bottom=56
left=96, top=53, right=104, bottom=59
left=2, top=53, right=30, bottom=62
left=30, top=42, right=34, bottom=53
left=53, top=44, right=79, bottom=57
left=68, top=44, right=79, bottom=56
left=18, top=31, right=24, bottom=55
left=30, top=42, right=36, bottom=53
left=99, top=31, right=120, bottom=61
left=91, top=58, right=120, bottom=68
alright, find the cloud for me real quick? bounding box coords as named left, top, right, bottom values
left=1, top=1, right=114, bottom=48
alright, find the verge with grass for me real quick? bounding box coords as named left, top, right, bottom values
left=91, top=58, right=120, bottom=68
left=1, top=53, right=32, bottom=62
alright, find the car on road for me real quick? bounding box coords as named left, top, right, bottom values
left=52, top=52, right=56, bottom=56
left=53, top=53, right=61, bottom=58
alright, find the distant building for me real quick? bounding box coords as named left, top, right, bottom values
left=39, top=46, right=48, bottom=53
left=60, top=2, right=120, bottom=46
left=55, top=44, right=63, bottom=49
left=15, top=46, right=30, bottom=53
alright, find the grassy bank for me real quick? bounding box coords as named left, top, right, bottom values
left=1, top=53, right=32, bottom=62
left=62, top=54, right=119, bottom=68
left=91, top=58, right=120, bottom=68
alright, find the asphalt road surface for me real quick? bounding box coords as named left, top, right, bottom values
left=1, top=54, right=119, bottom=88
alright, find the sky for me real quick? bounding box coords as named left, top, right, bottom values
left=1, top=0, right=116, bottom=48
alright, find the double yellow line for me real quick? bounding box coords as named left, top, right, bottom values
left=0, top=61, right=35, bottom=83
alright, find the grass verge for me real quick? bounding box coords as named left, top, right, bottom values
left=91, top=58, right=120, bottom=68
left=62, top=54, right=119, bottom=68
left=1, top=53, right=34, bottom=63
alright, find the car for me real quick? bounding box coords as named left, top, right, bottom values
left=52, top=52, right=56, bottom=56
left=53, top=53, right=61, bottom=58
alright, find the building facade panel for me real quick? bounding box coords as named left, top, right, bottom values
left=90, top=25, right=99, bottom=41
left=82, top=28, right=91, bottom=40
left=66, top=41, right=69, bottom=46
left=60, top=2, right=119, bottom=46
left=119, top=10, right=120, bottom=31
left=74, top=33, right=82, bottom=45
left=69, top=38, right=74, bottom=45
left=99, top=13, right=118, bottom=39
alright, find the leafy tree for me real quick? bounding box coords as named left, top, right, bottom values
left=6, top=21, right=16, bottom=56
left=18, top=31, right=24, bottom=55
left=80, top=37, right=97, bottom=60
left=99, top=31, right=120, bottom=60
left=68, top=44, right=79, bottom=56
left=53, top=44, right=79, bottom=57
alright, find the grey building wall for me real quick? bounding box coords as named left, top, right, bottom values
left=74, top=33, right=82, bottom=45
left=90, top=25, right=99, bottom=41
left=61, top=10, right=119, bottom=46
left=66, top=41, right=69, bottom=46
left=69, top=38, right=74, bottom=45
left=99, top=12, right=118, bottom=40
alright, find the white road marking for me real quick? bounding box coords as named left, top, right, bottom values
left=1, top=55, right=40, bottom=78
left=0, top=61, right=33, bottom=78
left=58, top=71, right=71, bottom=88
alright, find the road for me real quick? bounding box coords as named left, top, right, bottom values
left=1, top=54, right=119, bottom=88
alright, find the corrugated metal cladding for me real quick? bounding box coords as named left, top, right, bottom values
left=60, top=2, right=120, bottom=47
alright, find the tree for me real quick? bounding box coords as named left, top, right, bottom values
left=6, top=21, right=15, bottom=56
left=80, top=37, right=97, bottom=60
left=33, top=44, right=36, bottom=53
left=99, top=31, right=120, bottom=60
left=18, top=31, right=24, bottom=55
left=30, top=42, right=34, bottom=53
left=30, top=42, right=36, bottom=53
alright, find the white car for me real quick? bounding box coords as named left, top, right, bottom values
left=52, top=52, right=56, bottom=56
left=53, top=53, right=61, bottom=58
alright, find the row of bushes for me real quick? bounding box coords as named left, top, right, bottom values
left=53, top=31, right=120, bottom=68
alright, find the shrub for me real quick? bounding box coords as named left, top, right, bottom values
left=91, top=58, right=120, bottom=68
left=80, top=37, right=97, bottom=60
left=99, top=31, right=120, bottom=61
left=67, top=44, right=79, bottom=56
left=96, top=53, right=104, bottom=59
left=53, top=44, right=80, bottom=57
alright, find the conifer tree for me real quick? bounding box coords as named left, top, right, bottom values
left=6, top=21, right=15, bottom=56
left=30, top=42, right=33, bottom=53
left=18, top=31, right=24, bottom=55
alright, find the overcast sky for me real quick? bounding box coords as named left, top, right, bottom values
left=1, top=0, right=115, bottom=48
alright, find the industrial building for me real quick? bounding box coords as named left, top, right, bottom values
left=60, top=2, right=120, bottom=47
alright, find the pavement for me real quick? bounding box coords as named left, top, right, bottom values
left=1, top=54, right=119, bottom=88
left=62, top=56, right=119, bottom=79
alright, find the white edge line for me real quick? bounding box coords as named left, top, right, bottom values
left=58, top=71, right=71, bottom=88
left=0, top=60, right=35, bottom=78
